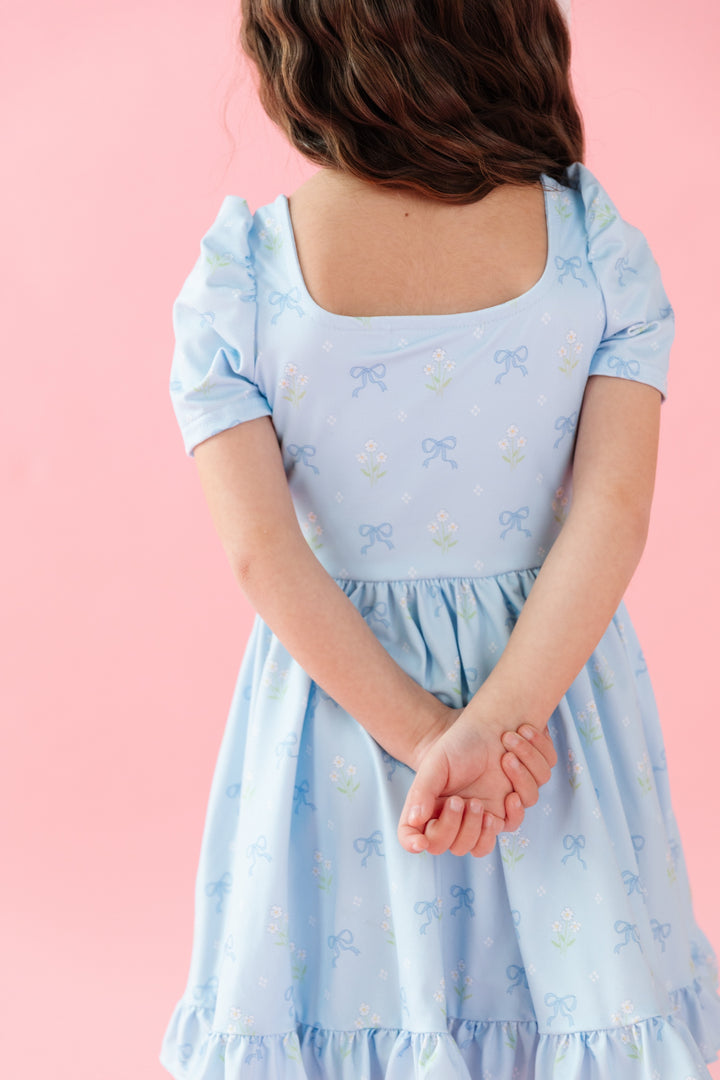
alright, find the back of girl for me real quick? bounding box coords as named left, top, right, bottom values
left=160, top=2, right=720, bottom=1078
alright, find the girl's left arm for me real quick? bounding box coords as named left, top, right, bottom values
left=192, top=414, right=454, bottom=766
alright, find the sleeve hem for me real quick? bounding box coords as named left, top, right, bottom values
left=587, top=365, right=667, bottom=402
left=180, top=401, right=273, bottom=457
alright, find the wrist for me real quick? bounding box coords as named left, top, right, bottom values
left=402, top=695, right=454, bottom=772
left=461, top=679, right=546, bottom=738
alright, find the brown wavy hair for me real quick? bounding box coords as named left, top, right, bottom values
left=235, top=0, right=584, bottom=204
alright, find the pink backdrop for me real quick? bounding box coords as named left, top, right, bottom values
left=2, top=1, right=719, bottom=1076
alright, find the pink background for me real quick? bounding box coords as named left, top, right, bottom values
left=2, top=1, right=719, bottom=1076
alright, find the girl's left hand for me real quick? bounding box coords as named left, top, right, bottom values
left=398, top=711, right=556, bottom=858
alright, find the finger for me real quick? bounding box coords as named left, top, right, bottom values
left=500, top=748, right=540, bottom=808
left=448, top=799, right=485, bottom=857
left=533, top=725, right=561, bottom=768
left=517, top=723, right=558, bottom=769
left=501, top=790, right=525, bottom=833
left=469, top=809, right=502, bottom=859
left=397, top=820, right=430, bottom=854
left=398, top=755, right=450, bottom=835
left=504, top=729, right=553, bottom=785
left=423, top=795, right=465, bottom=855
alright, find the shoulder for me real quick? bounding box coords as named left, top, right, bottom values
left=564, top=162, right=647, bottom=250
left=191, top=196, right=256, bottom=296
left=174, top=193, right=285, bottom=314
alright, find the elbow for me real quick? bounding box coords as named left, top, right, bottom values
left=231, top=529, right=309, bottom=593
left=572, top=486, right=652, bottom=552
left=614, top=489, right=653, bottom=550
left=609, top=496, right=653, bottom=563
left=233, top=554, right=254, bottom=591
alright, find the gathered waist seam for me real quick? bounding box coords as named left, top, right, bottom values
left=332, top=565, right=543, bottom=586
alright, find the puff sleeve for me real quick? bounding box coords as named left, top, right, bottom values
left=169, top=196, right=272, bottom=457
left=570, top=162, right=675, bottom=402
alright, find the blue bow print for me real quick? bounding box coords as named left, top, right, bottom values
left=506, top=964, right=528, bottom=994
left=359, top=522, right=394, bottom=554
left=414, top=898, right=442, bottom=934
left=450, top=884, right=475, bottom=917
left=244, top=1036, right=264, bottom=1064
left=553, top=412, right=578, bottom=448
left=615, top=254, right=639, bottom=287
left=350, top=363, right=388, bottom=397
left=607, top=354, right=640, bottom=378
left=421, top=436, right=458, bottom=468
left=353, top=830, right=385, bottom=867
left=561, top=834, right=587, bottom=869
left=327, top=928, right=360, bottom=966
left=275, top=734, right=299, bottom=765
left=269, top=288, right=304, bottom=324
left=494, top=346, right=529, bottom=384
left=499, top=506, right=531, bottom=538
left=554, top=255, right=587, bottom=287
left=246, top=835, right=272, bottom=876
left=361, top=601, right=391, bottom=628
left=286, top=443, right=319, bottom=473
left=544, top=991, right=577, bottom=1025
left=622, top=869, right=647, bottom=900
left=205, top=871, right=232, bottom=913
left=651, top=919, right=672, bottom=952
left=614, top=919, right=641, bottom=953
left=293, top=779, right=316, bottom=814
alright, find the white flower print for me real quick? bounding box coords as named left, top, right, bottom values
left=258, top=215, right=283, bottom=252
left=567, top=748, right=584, bottom=791
left=499, top=423, right=527, bottom=469
left=551, top=908, right=580, bottom=955
left=558, top=330, right=584, bottom=375
left=329, top=758, right=360, bottom=798
left=576, top=700, right=603, bottom=744
left=311, top=849, right=332, bottom=891
left=552, top=485, right=570, bottom=525
left=428, top=510, right=458, bottom=553
left=499, top=832, right=529, bottom=869
left=637, top=751, right=653, bottom=795
left=302, top=511, right=323, bottom=552
left=279, top=361, right=308, bottom=407
left=424, top=347, right=455, bottom=395
left=357, top=440, right=388, bottom=485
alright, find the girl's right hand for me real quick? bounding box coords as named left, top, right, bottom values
left=499, top=722, right=558, bottom=816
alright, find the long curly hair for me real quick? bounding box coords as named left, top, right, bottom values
left=237, top=0, right=584, bottom=203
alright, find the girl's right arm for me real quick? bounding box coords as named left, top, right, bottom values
left=398, top=372, right=662, bottom=853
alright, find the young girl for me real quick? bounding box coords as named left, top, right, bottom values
left=160, top=1, right=720, bottom=1077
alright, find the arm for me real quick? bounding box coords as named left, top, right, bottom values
left=192, top=414, right=454, bottom=762
left=398, top=373, right=662, bottom=850
left=192, top=412, right=557, bottom=849
left=477, top=373, right=661, bottom=728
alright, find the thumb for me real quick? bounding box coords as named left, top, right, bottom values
left=399, top=744, right=450, bottom=832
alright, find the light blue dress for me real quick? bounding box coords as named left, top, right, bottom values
left=160, top=162, right=720, bottom=1078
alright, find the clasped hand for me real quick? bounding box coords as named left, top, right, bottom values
left=398, top=705, right=557, bottom=859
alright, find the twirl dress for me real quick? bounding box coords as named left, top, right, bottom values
left=159, top=162, right=720, bottom=1078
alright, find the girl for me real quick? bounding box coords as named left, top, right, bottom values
left=160, top=1, right=720, bottom=1077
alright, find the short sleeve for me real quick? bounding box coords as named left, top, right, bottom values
left=569, top=162, right=675, bottom=402
left=169, top=195, right=272, bottom=457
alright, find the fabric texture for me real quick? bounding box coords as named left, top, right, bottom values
left=160, top=161, right=720, bottom=1079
